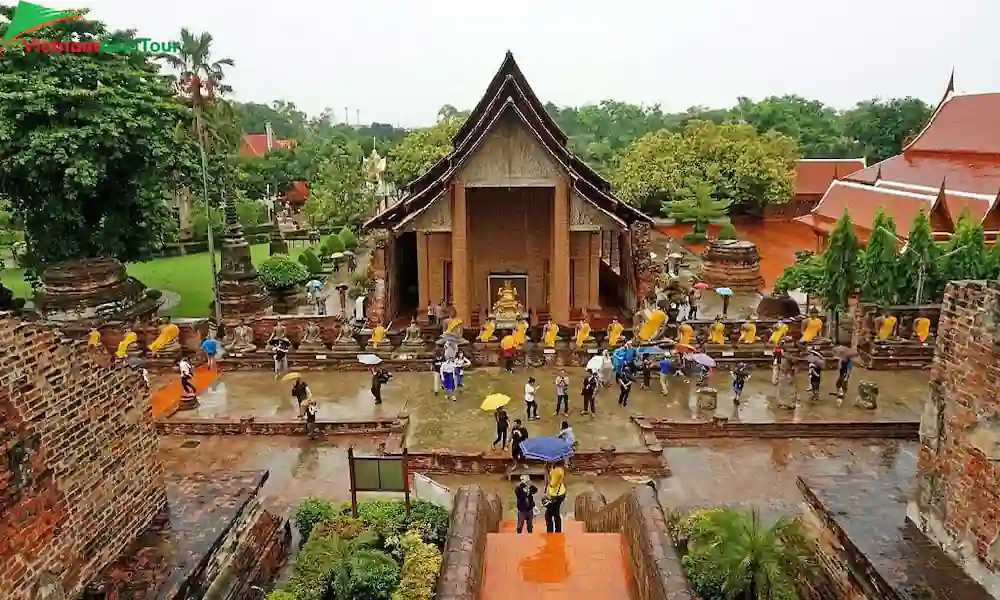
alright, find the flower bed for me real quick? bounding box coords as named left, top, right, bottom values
left=268, top=497, right=449, bottom=600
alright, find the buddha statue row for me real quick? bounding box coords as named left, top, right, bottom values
left=222, top=319, right=358, bottom=354
left=872, top=311, right=934, bottom=344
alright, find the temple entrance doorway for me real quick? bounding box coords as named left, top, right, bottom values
left=393, top=231, right=419, bottom=317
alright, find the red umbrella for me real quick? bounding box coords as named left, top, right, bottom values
left=693, top=282, right=710, bottom=290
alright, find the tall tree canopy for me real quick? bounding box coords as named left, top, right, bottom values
left=895, top=211, right=938, bottom=304
left=0, top=7, right=193, bottom=274
left=733, top=95, right=859, bottom=158
left=859, top=208, right=899, bottom=304
left=303, top=133, right=369, bottom=229
left=386, top=115, right=465, bottom=187
left=611, top=120, right=798, bottom=215
left=821, top=210, right=860, bottom=316
left=843, top=98, right=933, bottom=164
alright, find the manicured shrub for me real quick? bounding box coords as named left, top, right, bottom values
left=329, top=551, right=400, bottom=600
left=406, top=500, right=450, bottom=547
left=322, top=234, right=346, bottom=256
left=682, top=231, right=707, bottom=244
left=356, top=500, right=407, bottom=541
left=389, top=529, right=442, bottom=600
left=298, top=248, right=323, bottom=275
left=716, top=222, right=737, bottom=240
left=266, top=591, right=296, bottom=600
left=259, top=254, right=310, bottom=290
left=312, top=515, right=366, bottom=541
left=338, top=227, right=358, bottom=250
left=294, top=497, right=337, bottom=541
left=288, top=536, right=343, bottom=600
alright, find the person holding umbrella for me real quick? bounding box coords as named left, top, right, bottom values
left=482, top=393, right=511, bottom=450
left=732, top=362, right=750, bottom=406
left=834, top=346, right=856, bottom=399
left=715, top=287, right=733, bottom=318
left=806, top=350, right=823, bottom=401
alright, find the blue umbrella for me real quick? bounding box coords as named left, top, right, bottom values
left=715, top=287, right=733, bottom=296
left=519, top=436, right=574, bottom=462
left=306, top=279, right=324, bottom=292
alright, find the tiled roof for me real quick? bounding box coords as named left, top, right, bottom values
left=238, top=134, right=296, bottom=157
left=365, top=52, right=648, bottom=230
left=283, top=180, right=308, bottom=203
left=847, top=153, right=1000, bottom=197
left=905, top=93, right=1000, bottom=155
left=874, top=181, right=993, bottom=224
left=794, top=159, right=867, bottom=197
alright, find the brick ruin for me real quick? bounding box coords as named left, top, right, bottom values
left=0, top=311, right=165, bottom=599
left=909, top=280, right=1000, bottom=596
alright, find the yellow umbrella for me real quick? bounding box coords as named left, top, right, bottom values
left=500, top=335, right=515, bottom=350
left=281, top=372, right=302, bottom=381
left=481, top=393, right=511, bottom=411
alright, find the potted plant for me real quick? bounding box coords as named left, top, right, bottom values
left=258, top=254, right=310, bottom=313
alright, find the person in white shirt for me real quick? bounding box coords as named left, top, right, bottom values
left=178, top=357, right=195, bottom=395
left=524, top=376, right=539, bottom=420
left=558, top=420, right=575, bottom=447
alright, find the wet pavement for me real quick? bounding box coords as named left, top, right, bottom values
left=164, top=368, right=926, bottom=452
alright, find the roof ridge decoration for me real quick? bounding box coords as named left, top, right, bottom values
left=902, top=69, right=956, bottom=153
left=931, top=178, right=956, bottom=232
left=982, top=188, right=1000, bottom=231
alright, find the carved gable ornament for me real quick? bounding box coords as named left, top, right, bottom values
left=570, top=193, right=620, bottom=231
left=405, top=196, right=452, bottom=232
left=460, top=112, right=560, bottom=187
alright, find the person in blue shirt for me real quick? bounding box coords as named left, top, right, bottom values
left=200, top=335, right=220, bottom=370
left=658, top=355, right=675, bottom=395
left=732, top=362, right=750, bottom=405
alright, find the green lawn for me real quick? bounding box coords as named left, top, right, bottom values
left=1, top=244, right=308, bottom=318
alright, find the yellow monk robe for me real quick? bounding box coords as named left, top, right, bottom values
left=914, top=317, right=931, bottom=342
left=445, top=317, right=462, bottom=335
left=87, top=329, right=102, bottom=346
left=371, top=324, right=387, bottom=345
left=478, top=321, right=496, bottom=342
left=543, top=323, right=559, bottom=347
left=801, top=317, right=823, bottom=343
left=607, top=320, right=624, bottom=346
left=877, top=315, right=897, bottom=341
left=769, top=323, right=789, bottom=345
left=708, top=321, right=726, bottom=345
left=500, top=335, right=516, bottom=350
left=738, top=323, right=757, bottom=344
left=148, top=322, right=180, bottom=353
left=513, top=321, right=528, bottom=347
left=637, top=309, right=666, bottom=342
left=575, top=322, right=592, bottom=348
left=115, top=331, right=137, bottom=358
left=677, top=323, right=694, bottom=346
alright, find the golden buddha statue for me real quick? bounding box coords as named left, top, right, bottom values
left=574, top=317, right=595, bottom=348
left=769, top=321, right=789, bottom=345
left=87, top=328, right=102, bottom=347
left=148, top=318, right=181, bottom=355
left=708, top=317, right=727, bottom=345
left=115, top=329, right=139, bottom=359
left=800, top=309, right=823, bottom=343
left=677, top=322, right=694, bottom=347
left=875, top=312, right=897, bottom=342
left=913, top=314, right=932, bottom=343
left=607, top=317, right=624, bottom=347
left=513, top=319, right=529, bottom=347
left=542, top=319, right=559, bottom=348
left=477, top=319, right=497, bottom=343
left=444, top=314, right=463, bottom=336
left=369, top=322, right=387, bottom=348
left=492, top=280, right=524, bottom=321
left=636, top=309, right=666, bottom=343
left=738, top=318, right=758, bottom=344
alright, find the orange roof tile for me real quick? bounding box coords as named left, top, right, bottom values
left=874, top=180, right=993, bottom=224
left=238, top=134, right=296, bottom=157
left=846, top=153, right=1000, bottom=198
left=810, top=180, right=936, bottom=236
left=905, top=93, right=1000, bottom=155
left=283, top=180, right=308, bottom=203
left=794, top=159, right=867, bottom=196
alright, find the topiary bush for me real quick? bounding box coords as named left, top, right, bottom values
left=312, top=515, right=366, bottom=541
left=338, top=227, right=358, bottom=250
left=716, top=222, right=737, bottom=240
left=295, top=497, right=337, bottom=541
left=388, top=528, right=442, bottom=600
left=298, top=248, right=323, bottom=275
left=322, top=234, right=346, bottom=256
left=259, top=254, right=311, bottom=291
left=682, top=231, right=707, bottom=244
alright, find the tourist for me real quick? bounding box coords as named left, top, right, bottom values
left=581, top=370, right=598, bottom=415
left=688, top=289, right=699, bottom=320
left=617, top=367, right=633, bottom=407
left=140, top=366, right=150, bottom=389
left=501, top=343, right=516, bottom=373
left=807, top=352, right=822, bottom=401
left=371, top=365, right=391, bottom=405
left=771, top=343, right=784, bottom=385
left=304, top=398, right=318, bottom=439
left=640, top=354, right=652, bottom=389
left=554, top=370, right=569, bottom=416
left=544, top=461, right=567, bottom=533
left=658, top=354, right=675, bottom=395
left=514, top=475, right=538, bottom=533
left=272, top=340, right=289, bottom=379
left=431, top=355, right=443, bottom=395
left=292, top=378, right=311, bottom=417
left=426, top=302, right=435, bottom=325
left=454, top=351, right=471, bottom=388
left=434, top=300, right=445, bottom=324
left=492, top=406, right=510, bottom=450
left=524, top=376, right=539, bottom=420
left=178, top=356, right=195, bottom=396
left=835, top=354, right=853, bottom=399
left=732, top=362, right=750, bottom=406
left=510, top=419, right=528, bottom=467
left=599, top=349, right=614, bottom=387
left=200, top=334, right=220, bottom=371
left=558, top=420, right=575, bottom=449
left=440, top=358, right=458, bottom=401
left=347, top=254, right=357, bottom=273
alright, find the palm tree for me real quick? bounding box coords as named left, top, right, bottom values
left=688, top=508, right=812, bottom=600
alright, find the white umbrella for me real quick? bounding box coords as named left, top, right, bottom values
left=358, top=354, right=382, bottom=365
left=331, top=252, right=345, bottom=259
left=342, top=250, right=356, bottom=257
left=586, top=355, right=604, bottom=372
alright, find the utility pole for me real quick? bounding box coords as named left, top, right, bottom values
left=196, top=107, right=223, bottom=325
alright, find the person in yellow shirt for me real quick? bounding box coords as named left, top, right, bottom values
left=544, top=460, right=567, bottom=532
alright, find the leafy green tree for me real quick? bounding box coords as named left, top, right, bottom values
left=938, top=213, right=987, bottom=286
left=0, top=8, right=191, bottom=276
left=859, top=208, right=899, bottom=303
left=774, top=251, right=825, bottom=299
left=822, top=210, right=860, bottom=330
left=843, top=98, right=933, bottom=164
left=303, top=134, right=370, bottom=228
left=339, top=227, right=359, bottom=250
left=662, top=182, right=730, bottom=238
left=612, top=120, right=798, bottom=215
left=234, top=99, right=310, bottom=139
left=733, top=95, right=859, bottom=158
left=896, top=210, right=938, bottom=304
left=387, top=116, right=464, bottom=187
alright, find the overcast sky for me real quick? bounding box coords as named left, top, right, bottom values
left=41, top=0, right=1000, bottom=127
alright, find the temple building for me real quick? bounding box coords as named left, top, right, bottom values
left=792, top=158, right=867, bottom=204
left=797, top=76, right=1000, bottom=247
left=364, top=52, right=653, bottom=327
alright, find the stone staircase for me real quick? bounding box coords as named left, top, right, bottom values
left=480, top=518, right=632, bottom=599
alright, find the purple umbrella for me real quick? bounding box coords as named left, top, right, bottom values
left=688, top=353, right=716, bottom=368
left=519, top=436, right=574, bottom=462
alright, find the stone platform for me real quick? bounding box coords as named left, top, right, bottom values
left=214, top=355, right=433, bottom=372
left=857, top=340, right=935, bottom=370
left=797, top=470, right=992, bottom=600
left=83, top=470, right=290, bottom=600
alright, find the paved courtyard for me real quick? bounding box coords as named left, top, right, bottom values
left=163, top=367, right=927, bottom=452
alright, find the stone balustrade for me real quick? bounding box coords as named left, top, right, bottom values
left=435, top=485, right=502, bottom=600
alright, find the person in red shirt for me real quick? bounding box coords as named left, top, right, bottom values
left=501, top=345, right=516, bottom=373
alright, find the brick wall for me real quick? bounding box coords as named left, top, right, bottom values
left=435, top=484, right=502, bottom=600
left=0, top=312, right=165, bottom=599
left=908, top=280, right=1000, bottom=596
